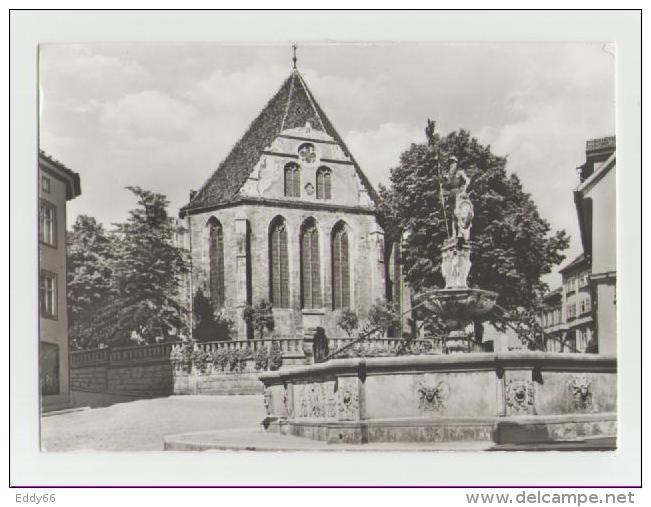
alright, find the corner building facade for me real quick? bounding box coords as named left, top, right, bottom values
left=180, top=68, right=391, bottom=339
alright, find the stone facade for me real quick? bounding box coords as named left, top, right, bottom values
left=574, top=136, right=617, bottom=355
left=260, top=352, right=617, bottom=445
left=39, top=152, right=81, bottom=411
left=180, top=70, right=390, bottom=340
left=185, top=199, right=385, bottom=339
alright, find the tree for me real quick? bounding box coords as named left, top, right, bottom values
left=367, top=299, right=400, bottom=336
left=242, top=299, right=275, bottom=339
left=192, top=289, right=234, bottom=342
left=378, top=126, right=569, bottom=317
left=93, top=186, right=189, bottom=345
left=336, top=310, right=359, bottom=337
left=67, top=215, right=115, bottom=350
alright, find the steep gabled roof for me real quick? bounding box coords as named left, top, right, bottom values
left=180, top=69, right=379, bottom=215
left=559, top=253, right=590, bottom=275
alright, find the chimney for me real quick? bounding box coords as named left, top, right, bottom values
left=579, top=136, right=615, bottom=182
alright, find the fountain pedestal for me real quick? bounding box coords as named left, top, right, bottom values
left=429, top=235, right=498, bottom=352
left=427, top=286, right=498, bottom=352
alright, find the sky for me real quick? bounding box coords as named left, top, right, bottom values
left=39, top=43, right=615, bottom=287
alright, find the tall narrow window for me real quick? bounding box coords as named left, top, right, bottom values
left=284, top=163, right=301, bottom=197
left=39, top=199, right=56, bottom=247
left=316, top=166, right=332, bottom=200
left=332, top=224, right=350, bottom=309
left=301, top=220, right=322, bottom=309
left=40, top=271, right=57, bottom=319
left=208, top=219, right=225, bottom=309
left=270, top=218, right=290, bottom=308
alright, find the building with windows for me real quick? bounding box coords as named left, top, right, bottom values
left=39, top=151, right=81, bottom=411
left=574, top=136, right=617, bottom=354
left=539, top=287, right=565, bottom=352
left=559, top=253, right=595, bottom=352
left=179, top=64, right=391, bottom=339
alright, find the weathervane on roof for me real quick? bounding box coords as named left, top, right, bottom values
left=292, top=44, right=297, bottom=69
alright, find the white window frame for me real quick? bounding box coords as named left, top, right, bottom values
left=40, top=271, right=57, bottom=319
left=39, top=199, right=57, bottom=247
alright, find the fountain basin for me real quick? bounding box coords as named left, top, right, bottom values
left=259, top=353, right=616, bottom=445
left=426, top=287, right=498, bottom=322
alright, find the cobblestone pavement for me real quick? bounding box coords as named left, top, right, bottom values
left=41, top=394, right=265, bottom=451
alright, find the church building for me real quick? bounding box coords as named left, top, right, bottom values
left=179, top=60, right=395, bottom=340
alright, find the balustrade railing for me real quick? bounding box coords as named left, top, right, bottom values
left=110, top=342, right=179, bottom=363
left=195, top=337, right=303, bottom=355
left=327, top=337, right=446, bottom=357
left=69, top=347, right=110, bottom=366
left=70, top=335, right=491, bottom=369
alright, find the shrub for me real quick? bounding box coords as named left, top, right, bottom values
left=170, top=341, right=194, bottom=373
left=212, top=348, right=231, bottom=372
left=269, top=341, right=283, bottom=371
left=193, top=289, right=235, bottom=341
left=253, top=345, right=270, bottom=371
left=336, top=310, right=359, bottom=337
left=242, top=299, right=275, bottom=339
left=368, top=299, right=400, bottom=336
left=191, top=347, right=210, bottom=374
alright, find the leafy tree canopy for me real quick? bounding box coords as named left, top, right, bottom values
left=378, top=127, right=569, bottom=314
left=67, top=215, right=115, bottom=350
left=75, top=187, right=189, bottom=346
left=243, top=299, right=275, bottom=339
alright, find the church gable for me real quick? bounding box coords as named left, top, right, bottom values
left=180, top=68, right=378, bottom=215
left=239, top=121, right=374, bottom=208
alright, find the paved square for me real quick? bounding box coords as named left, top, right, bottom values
left=41, top=394, right=264, bottom=451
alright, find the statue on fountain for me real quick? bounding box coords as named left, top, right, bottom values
left=440, top=157, right=474, bottom=289
left=424, top=120, right=497, bottom=352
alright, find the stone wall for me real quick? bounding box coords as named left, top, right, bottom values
left=69, top=337, right=444, bottom=398
left=70, top=344, right=177, bottom=397
left=187, top=201, right=386, bottom=340
left=173, top=371, right=263, bottom=395
left=69, top=339, right=305, bottom=397
left=260, top=352, right=617, bottom=445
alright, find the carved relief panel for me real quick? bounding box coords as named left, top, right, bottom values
left=568, top=375, right=594, bottom=411
left=505, top=379, right=535, bottom=415
left=417, top=379, right=450, bottom=413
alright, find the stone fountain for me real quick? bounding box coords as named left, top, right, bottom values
left=164, top=126, right=618, bottom=451
left=425, top=160, right=498, bottom=353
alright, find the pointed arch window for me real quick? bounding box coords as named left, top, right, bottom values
left=284, top=163, right=301, bottom=197
left=316, top=166, right=332, bottom=200
left=270, top=218, right=290, bottom=308
left=301, top=220, right=322, bottom=309
left=332, top=224, right=350, bottom=309
left=208, top=218, right=225, bottom=309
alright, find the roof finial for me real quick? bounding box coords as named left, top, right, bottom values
left=292, top=44, right=297, bottom=69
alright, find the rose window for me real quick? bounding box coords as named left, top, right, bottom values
left=298, top=143, right=316, bottom=163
